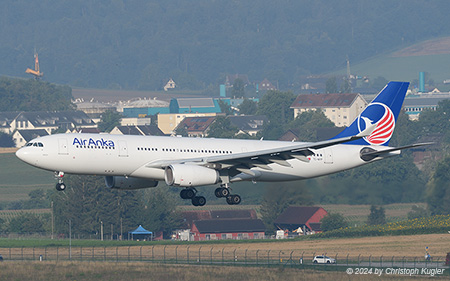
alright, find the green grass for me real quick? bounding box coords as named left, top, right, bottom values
left=0, top=153, right=54, bottom=203
left=333, top=52, right=450, bottom=83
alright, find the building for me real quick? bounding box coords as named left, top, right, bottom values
left=12, top=129, right=49, bottom=147
left=403, top=94, right=450, bottom=120
left=174, top=116, right=216, bottom=137
left=5, top=111, right=96, bottom=134
left=169, top=98, right=222, bottom=114
left=121, top=98, right=170, bottom=117
left=75, top=100, right=116, bottom=118
left=258, top=78, right=276, bottom=91
left=290, top=93, right=367, bottom=127
left=110, top=125, right=165, bottom=136
left=191, top=219, right=265, bottom=241
left=175, top=209, right=262, bottom=241
left=227, top=115, right=268, bottom=136
left=164, top=78, right=176, bottom=91
left=274, top=206, right=328, bottom=235
left=157, top=112, right=223, bottom=135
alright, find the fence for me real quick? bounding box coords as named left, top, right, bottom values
left=1, top=246, right=449, bottom=270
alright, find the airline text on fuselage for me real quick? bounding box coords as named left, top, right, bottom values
left=72, top=137, right=115, bottom=147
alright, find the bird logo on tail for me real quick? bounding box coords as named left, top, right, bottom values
left=357, top=102, right=395, bottom=145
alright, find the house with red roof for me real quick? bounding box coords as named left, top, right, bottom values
left=274, top=206, right=328, bottom=235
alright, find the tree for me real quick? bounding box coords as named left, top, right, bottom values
left=51, top=175, right=143, bottom=237
left=8, top=213, right=45, bottom=234
left=260, top=181, right=313, bottom=233
left=426, top=156, right=450, bottom=215
left=407, top=205, right=429, bottom=220
left=139, top=188, right=181, bottom=238
left=372, top=76, right=388, bottom=91
left=238, top=99, right=257, bottom=115
left=320, top=213, right=347, bottom=232
left=340, top=78, right=352, bottom=93
left=257, top=90, right=296, bottom=140
left=286, top=110, right=335, bottom=142
left=217, top=99, right=232, bottom=115
left=367, top=205, right=386, bottom=225
left=325, top=77, right=338, bottom=93
left=207, top=116, right=238, bottom=138
left=97, top=110, right=122, bottom=133
left=232, top=78, right=245, bottom=97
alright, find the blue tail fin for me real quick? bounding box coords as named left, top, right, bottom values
left=332, top=81, right=409, bottom=146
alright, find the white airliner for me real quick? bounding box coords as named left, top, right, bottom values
left=16, top=82, right=429, bottom=206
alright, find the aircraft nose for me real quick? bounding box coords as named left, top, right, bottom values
left=15, top=147, right=31, bottom=164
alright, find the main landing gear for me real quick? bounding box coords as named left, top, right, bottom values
left=55, top=171, right=66, bottom=191
left=180, top=188, right=206, bottom=207
left=215, top=185, right=241, bottom=205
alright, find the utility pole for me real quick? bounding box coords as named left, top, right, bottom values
left=111, top=224, right=113, bottom=241
left=120, top=218, right=123, bottom=241
left=69, top=219, right=72, bottom=260
left=101, top=221, right=103, bottom=241
left=51, top=201, right=54, bottom=239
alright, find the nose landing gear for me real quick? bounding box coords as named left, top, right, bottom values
left=55, top=171, right=66, bottom=191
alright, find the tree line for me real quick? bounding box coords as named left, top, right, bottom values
left=2, top=1, right=450, bottom=90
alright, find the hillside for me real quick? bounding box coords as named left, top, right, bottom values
left=333, top=37, right=450, bottom=84
left=2, top=1, right=450, bottom=90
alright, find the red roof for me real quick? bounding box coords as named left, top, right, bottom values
left=290, top=93, right=359, bottom=108
left=176, top=116, right=216, bottom=133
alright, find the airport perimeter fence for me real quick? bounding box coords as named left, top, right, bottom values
left=1, top=246, right=449, bottom=271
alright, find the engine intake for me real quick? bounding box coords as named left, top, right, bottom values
left=105, top=176, right=158, bottom=190
left=165, top=164, right=219, bottom=187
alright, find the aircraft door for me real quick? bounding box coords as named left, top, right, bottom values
left=324, top=148, right=333, bottom=164
left=58, top=138, right=69, bottom=155
left=118, top=140, right=129, bottom=157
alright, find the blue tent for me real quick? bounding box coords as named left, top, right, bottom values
left=129, top=225, right=153, bottom=241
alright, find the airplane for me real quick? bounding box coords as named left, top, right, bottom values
left=16, top=81, right=430, bottom=206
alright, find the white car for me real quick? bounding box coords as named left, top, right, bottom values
left=313, top=255, right=336, bottom=264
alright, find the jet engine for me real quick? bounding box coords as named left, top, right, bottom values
left=164, top=164, right=219, bottom=187
left=105, top=176, right=158, bottom=190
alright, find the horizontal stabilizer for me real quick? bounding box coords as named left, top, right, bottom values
left=360, top=142, right=433, bottom=161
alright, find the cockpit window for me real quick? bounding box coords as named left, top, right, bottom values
left=26, top=142, right=43, bottom=147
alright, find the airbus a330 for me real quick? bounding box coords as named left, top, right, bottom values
left=16, top=81, right=428, bottom=206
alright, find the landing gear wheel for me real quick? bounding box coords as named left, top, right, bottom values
left=191, top=196, right=206, bottom=207
left=219, top=188, right=230, bottom=197
left=226, top=194, right=241, bottom=205
left=56, top=182, right=66, bottom=191
left=215, top=188, right=222, bottom=198
left=180, top=188, right=196, bottom=199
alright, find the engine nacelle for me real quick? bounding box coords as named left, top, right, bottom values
left=105, top=176, right=158, bottom=190
left=164, top=164, right=219, bottom=187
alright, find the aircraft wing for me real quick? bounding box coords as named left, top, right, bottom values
left=145, top=124, right=376, bottom=173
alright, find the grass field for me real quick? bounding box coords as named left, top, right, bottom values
left=2, top=261, right=431, bottom=281
left=0, top=153, right=54, bottom=204
left=1, top=233, right=449, bottom=259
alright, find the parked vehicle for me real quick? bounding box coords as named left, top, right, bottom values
left=0, top=254, right=3, bottom=262
left=313, top=255, right=336, bottom=264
